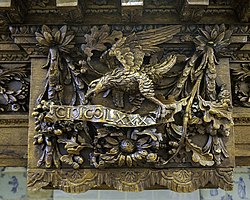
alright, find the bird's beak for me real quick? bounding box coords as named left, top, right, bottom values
left=108, top=49, right=115, bottom=57
left=85, top=82, right=103, bottom=99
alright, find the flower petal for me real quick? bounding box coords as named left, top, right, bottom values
left=205, top=25, right=212, bottom=33
left=199, top=28, right=210, bottom=40
left=44, top=31, right=53, bottom=44
left=118, top=154, right=125, bottom=166
left=224, top=29, right=233, bottom=40
left=219, top=24, right=226, bottom=32
left=126, top=155, right=133, bottom=167
left=54, top=30, right=61, bottom=44
left=214, top=25, right=219, bottom=33
left=42, top=25, right=52, bottom=34
left=62, top=34, right=74, bottom=46
left=193, top=35, right=206, bottom=46
left=105, top=136, right=119, bottom=145
left=35, top=32, right=44, bottom=38
left=36, top=36, right=49, bottom=46
left=214, top=31, right=225, bottom=43
left=59, top=25, right=67, bottom=43
left=211, top=29, right=218, bottom=40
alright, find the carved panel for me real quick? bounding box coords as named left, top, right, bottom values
left=25, top=23, right=234, bottom=193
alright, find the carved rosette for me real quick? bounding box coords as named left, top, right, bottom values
left=29, top=24, right=234, bottom=192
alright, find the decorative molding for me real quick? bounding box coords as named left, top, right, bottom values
left=0, top=118, right=28, bottom=127
left=0, top=54, right=29, bottom=62
left=27, top=168, right=233, bottom=193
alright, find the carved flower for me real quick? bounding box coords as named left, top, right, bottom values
left=35, top=25, right=74, bottom=54
left=173, top=24, right=233, bottom=103
left=91, top=128, right=162, bottom=168
left=11, top=103, right=20, bottom=112
left=193, top=24, right=232, bottom=52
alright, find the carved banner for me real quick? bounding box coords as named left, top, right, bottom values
left=47, top=104, right=158, bottom=127
left=45, top=101, right=188, bottom=127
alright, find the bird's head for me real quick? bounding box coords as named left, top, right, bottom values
left=108, top=47, right=116, bottom=57
left=85, top=75, right=112, bottom=99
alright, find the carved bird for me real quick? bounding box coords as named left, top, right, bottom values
left=85, top=25, right=181, bottom=117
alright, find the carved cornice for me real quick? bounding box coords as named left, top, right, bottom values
left=27, top=168, right=233, bottom=193
left=10, top=24, right=249, bottom=58
left=0, top=0, right=246, bottom=24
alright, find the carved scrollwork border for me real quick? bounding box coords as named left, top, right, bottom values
left=27, top=168, right=233, bottom=193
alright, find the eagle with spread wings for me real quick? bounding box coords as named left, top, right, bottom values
left=85, top=25, right=181, bottom=118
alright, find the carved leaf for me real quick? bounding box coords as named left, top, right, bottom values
left=82, top=25, right=122, bottom=60
left=135, top=129, right=162, bottom=142
left=198, top=96, right=233, bottom=130
left=186, top=140, right=215, bottom=166
left=105, top=136, right=119, bottom=145
left=67, top=146, right=84, bottom=155
left=57, top=138, right=78, bottom=148
left=137, top=136, right=149, bottom=146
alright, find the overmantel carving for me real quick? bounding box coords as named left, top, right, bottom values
left=27, top=23, right=234, bottom=193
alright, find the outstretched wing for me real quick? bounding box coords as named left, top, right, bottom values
left=110, top=25, right=181, bottom=72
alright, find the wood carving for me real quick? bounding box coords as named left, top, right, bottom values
left=28, top=24, right=234, bottom=192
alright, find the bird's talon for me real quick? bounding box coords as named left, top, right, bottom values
left=156, top=105, right=169, bottom=119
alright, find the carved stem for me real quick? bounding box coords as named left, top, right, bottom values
left=163, top=73, right=203, bottom=165
left=183, top=73, right=203, bottom=140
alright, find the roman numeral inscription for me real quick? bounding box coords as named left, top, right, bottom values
left=46, top=104, right=166, bottom=127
